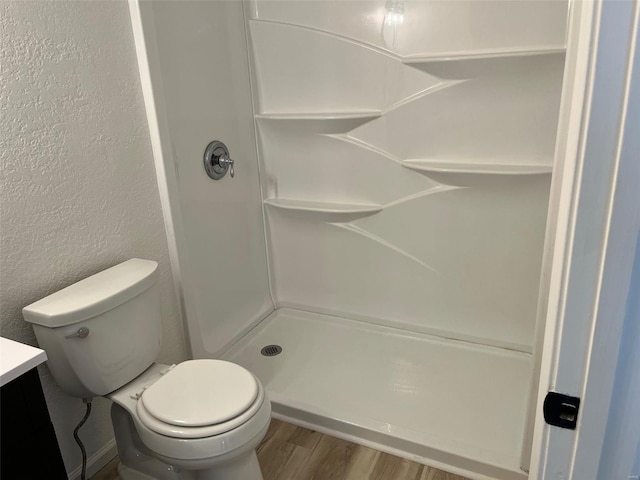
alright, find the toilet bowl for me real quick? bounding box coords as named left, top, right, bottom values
left=22, top=259, right=271, bottom=480
left=109, top=362, right=271, bottom=480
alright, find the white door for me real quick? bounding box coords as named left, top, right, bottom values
left=530, top=0, right=640, bottom=478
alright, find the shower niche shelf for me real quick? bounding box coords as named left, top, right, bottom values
left=264, top=198, right=382, bottom=220
left=400, top=159, right=553, bottom=176
left=401, top=46, right=566, bottom=65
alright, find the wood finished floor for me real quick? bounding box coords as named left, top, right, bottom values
left=91, top=419, right=470, bottom=480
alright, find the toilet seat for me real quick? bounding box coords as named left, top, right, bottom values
left=108, top=362, right=272, bottom=464
left=136, top=359, right=262, bottom=439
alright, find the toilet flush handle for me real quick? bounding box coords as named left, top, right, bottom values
left=65, top=327, right=90, bottom=339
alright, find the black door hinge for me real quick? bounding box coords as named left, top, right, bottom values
left=543, top=392, right=581, bottom=429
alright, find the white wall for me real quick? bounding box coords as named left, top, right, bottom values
left=597, top=231, right=640, bottom=479
left=596, top=23, right=640, bottom=474
left=0, top=1, right=187, bottom=476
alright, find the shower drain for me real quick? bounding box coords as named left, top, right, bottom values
left=260, top=344, right=283, bottom=357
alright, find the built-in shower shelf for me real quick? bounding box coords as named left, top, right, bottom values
left=264, top=198, right=383, bottom=216
left=256, top=111, right=382, bottom=133
left=256, top=111, right=382, bottom=121
left=400, top=159, right=553, bottom=176
left=401, top=46, right=566, bottom=64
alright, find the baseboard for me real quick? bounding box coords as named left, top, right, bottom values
left=67, top=439, right=118, bottom=480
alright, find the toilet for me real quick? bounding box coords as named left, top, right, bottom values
left=23, top=258, right=271, bottom=480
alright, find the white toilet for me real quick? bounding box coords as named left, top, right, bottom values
left=23, top=258, right=271, bottom=480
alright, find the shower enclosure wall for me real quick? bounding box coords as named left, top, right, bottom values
left=131, top=1, right=568, bottom=479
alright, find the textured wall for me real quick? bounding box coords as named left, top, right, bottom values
left=0, top=0, right=187, bottom=475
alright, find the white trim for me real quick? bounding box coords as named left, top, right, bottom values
left=128, top=0, right=200, bottom=358
left=529, top=0, right=600, bottom=473
left=520, top=0, right=598, bottom=467
left=67, top=439, right=117, bottom=480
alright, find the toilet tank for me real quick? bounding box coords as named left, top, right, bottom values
left=23, top=259, right=162, bottom=398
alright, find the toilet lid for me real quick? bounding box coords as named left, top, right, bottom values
left=140, top=359, right=258, bottom=427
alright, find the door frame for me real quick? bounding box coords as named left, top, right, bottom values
left=530, top=0, right=640, bottom=478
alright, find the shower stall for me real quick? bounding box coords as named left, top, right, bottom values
left=129, top=1, right=588, bottom=479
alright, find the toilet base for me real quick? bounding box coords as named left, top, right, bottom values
left=112, top=404, right=184, bottom=480
left=117, top=452, right=262, bottom=480
left=111, top=403, right=265, bottom=480
left=191, top=451, right=263, bottom=480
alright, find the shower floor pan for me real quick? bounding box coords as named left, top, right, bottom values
left=224, top=308, right=531, bottom=480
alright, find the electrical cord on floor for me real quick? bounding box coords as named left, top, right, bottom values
left=73, top=398, right=93, bottom=480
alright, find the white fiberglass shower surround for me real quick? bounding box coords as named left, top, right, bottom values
left=131, top=2, right=570, bottom=479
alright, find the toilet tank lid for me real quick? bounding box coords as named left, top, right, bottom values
left=23, top=259, right=158, bottom=328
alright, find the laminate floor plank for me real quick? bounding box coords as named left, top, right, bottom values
left=89, top=457, right=119, bottom=480
left=90, top=419, right=472, bottom=480
left=288, top=424, right=324, bottom=450
left=295, top=434, right=360, bottom=480
left=258, top=432, right=300, bottom=480
left=419, top=466, right=471, bottom=480
left=343, top=445, right=379, bottom=479
left=274, top=444, right=316, bottom=480
left=369, top=452, right=424, bottom=480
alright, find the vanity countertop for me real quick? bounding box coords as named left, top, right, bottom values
left=0, top=337, right=47, bottom=387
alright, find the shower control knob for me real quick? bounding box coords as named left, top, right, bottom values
left=203, top=140, right=235, bottom=180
